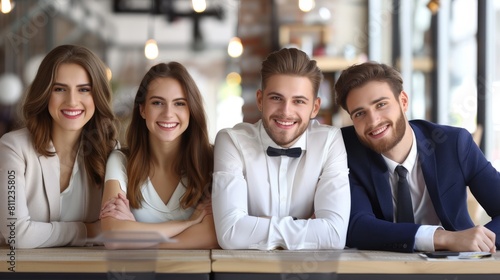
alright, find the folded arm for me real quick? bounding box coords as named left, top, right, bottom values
left=100, top=181, right=212, bottom=249
left=212, top=129, right=350, bottom=250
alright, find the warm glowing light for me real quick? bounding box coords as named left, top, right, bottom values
left=144, top=39, right=159, bottom=60
left=1, top=0, right=13, bottom=14
left=192, top=0, right=206, bottom=13
left=298, top=0, right=315, bottom=12
left=226, top=72, right=242, bottom=85
left=227, top=37, right=243, bottom=58
left=106, top=67, right=112, bottom=81
left=319, top=7, right=331, bottom=20
left=427, top=0, right=440, bottom=15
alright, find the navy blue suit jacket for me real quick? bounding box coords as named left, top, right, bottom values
left=342, top=120, right=500, bottom=252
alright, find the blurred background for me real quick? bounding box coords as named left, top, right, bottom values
left=0, top=0, right=499, bottom=175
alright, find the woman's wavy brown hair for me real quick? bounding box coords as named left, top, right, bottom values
left=22, top=44, right=117, bottom=188
left=125, top=62, right=213, bottom=209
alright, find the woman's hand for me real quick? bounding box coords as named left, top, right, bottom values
left=188, top=200, right=212, bottom=225
left=100, top=193, right=136, bottom=221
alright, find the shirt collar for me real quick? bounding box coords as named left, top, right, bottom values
left=258, top=120, right=307, bottom=151
left=382, top=128, right=418, bottom=174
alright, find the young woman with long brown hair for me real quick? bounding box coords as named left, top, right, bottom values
left=100, top=62, right=218, bottom=249
left=0, top=45, right=118, bottom=248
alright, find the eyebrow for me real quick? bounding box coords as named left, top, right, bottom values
left=52, top=82, right=91, bottom=87
left=148, top=96, right=187, bottom=102
left=267, top=91, right=310, bottom=101
left=350, top=96, right=390, bottom=116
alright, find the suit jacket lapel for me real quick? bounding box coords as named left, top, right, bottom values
left=370, top=152, right=394, bottom=221
left=39, top=154, right=60, bottom=221
left=412, top=123, right=453, bottom=229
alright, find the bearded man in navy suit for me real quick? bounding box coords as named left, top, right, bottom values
left=335, top=62, right=500, bottom=253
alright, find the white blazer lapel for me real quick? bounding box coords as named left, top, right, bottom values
left=38, top=155, right=61, bottom=221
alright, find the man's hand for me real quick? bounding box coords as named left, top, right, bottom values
left=434, top=225, right=496, bottom=253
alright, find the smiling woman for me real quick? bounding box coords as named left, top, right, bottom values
left=0, top=45, right=118, bottom=248
left=48, top=63, right=95, bottom=138
left=100, top=62, right=219, bottom=250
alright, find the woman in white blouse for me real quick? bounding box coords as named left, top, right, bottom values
left=0, top=45, right=118, bottom=248
left=100, top=62, right=218, bottom=249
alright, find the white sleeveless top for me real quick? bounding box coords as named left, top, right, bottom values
left=104, top=150, right=194, bottom=223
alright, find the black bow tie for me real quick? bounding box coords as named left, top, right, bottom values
left=266, top=146, right=302, bottom=158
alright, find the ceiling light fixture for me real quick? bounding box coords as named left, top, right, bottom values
left=427, top=0, right=440, bottom=15
left=298, top=0, right=315, bottom=13
left=192, top=0, right=206, bottom=13
left=1, top=0, right=14, bottom=14
left=228, top=37, right=243, bottom=58
left=144, top=8, right=158, bottom=60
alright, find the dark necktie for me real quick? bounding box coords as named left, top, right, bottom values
left=395, top=165, right=414, bottom=223
left=266, top=146, right=302, bottom=158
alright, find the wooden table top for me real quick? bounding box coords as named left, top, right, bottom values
left=0, top=246, right=211, bottom=273
left=2, top=247, right=499, bottom=275
left=211, top=249, right=341, bottom=273
left=337, top=250, right=500, bottom=274
left=211, top=249, right=500, bottom=274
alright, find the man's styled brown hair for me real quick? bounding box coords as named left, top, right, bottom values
left=261, top=48, right=323, bottom=97
left=335, top=62, right=404, bottom=113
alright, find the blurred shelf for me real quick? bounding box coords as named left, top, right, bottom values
left=313, top=56, right=361, bottom=72
left=396, top=56, right=434, bottom=72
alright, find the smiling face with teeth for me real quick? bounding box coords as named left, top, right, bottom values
left=140, top=77, right=189, bottom=145
left=257, top=74, right=321, bottom=148
left=48, top=63, right=95, bottom=136
left=346, top=81, right=413, bottom=160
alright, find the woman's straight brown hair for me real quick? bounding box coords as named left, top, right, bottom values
left=125, top=62, right=213, bottom=209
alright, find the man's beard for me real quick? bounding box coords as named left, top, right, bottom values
left=359, top=109, right=406, bottom=154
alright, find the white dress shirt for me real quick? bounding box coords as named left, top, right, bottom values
left=382, top=129, right=442, bottom=251
left=212, top=120, right=350, bottom=250
left=105, top=150, right=194, bottom=223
